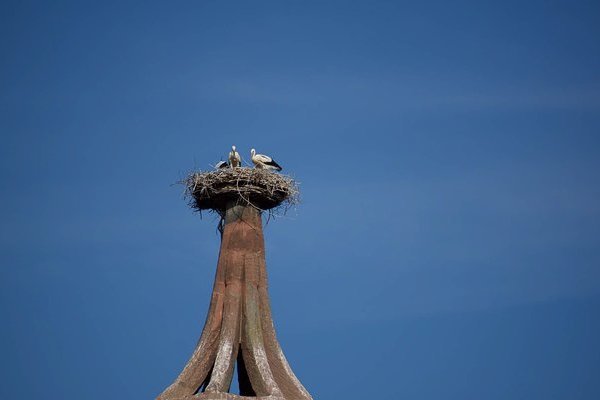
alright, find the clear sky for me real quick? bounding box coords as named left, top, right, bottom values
left=1, top=1, right=599, bottom=399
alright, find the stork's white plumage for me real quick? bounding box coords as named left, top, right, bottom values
left=228, top=145, right=241, bottom=168
left=214, top=160, right=229, bottom=169
left=250, top=148, right=282, bottom=171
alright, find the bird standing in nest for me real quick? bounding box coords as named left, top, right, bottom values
left=251, top=148, right=282, bottom=171
left=214, top=160, right=229, bottom=169
left=228, top=145, right=241, bottom=168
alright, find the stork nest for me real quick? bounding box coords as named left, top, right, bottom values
left=183, top=167, right=299, bottom=215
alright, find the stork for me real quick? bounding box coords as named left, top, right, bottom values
left=228, top=145, right=241, bottom=168
left=250, top=148, right=282, bottom=171
left=214, top=160, right=229, bottom=169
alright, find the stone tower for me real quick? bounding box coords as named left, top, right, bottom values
left=157, top=168, right=311, bottom=400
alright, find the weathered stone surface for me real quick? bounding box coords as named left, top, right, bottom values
left=157, top=204, right=312, bottom=400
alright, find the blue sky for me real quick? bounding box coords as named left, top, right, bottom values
left=1, top=1, right=599, bottom=399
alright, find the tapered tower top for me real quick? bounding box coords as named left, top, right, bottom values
left=184, top=167, right=299, bottom=212
left=159, top=165, right=311, bottom=400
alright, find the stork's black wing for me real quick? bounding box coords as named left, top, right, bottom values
left=265, top=159, right=282, bottom=171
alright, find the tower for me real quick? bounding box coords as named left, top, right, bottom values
left=158, top=167, right=312, bottom=400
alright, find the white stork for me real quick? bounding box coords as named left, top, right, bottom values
left=228, top=145, right=241, bottom=168
left=250, top=148, right=282, bottom=171
left=214, top=160, right=229, bottom=169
